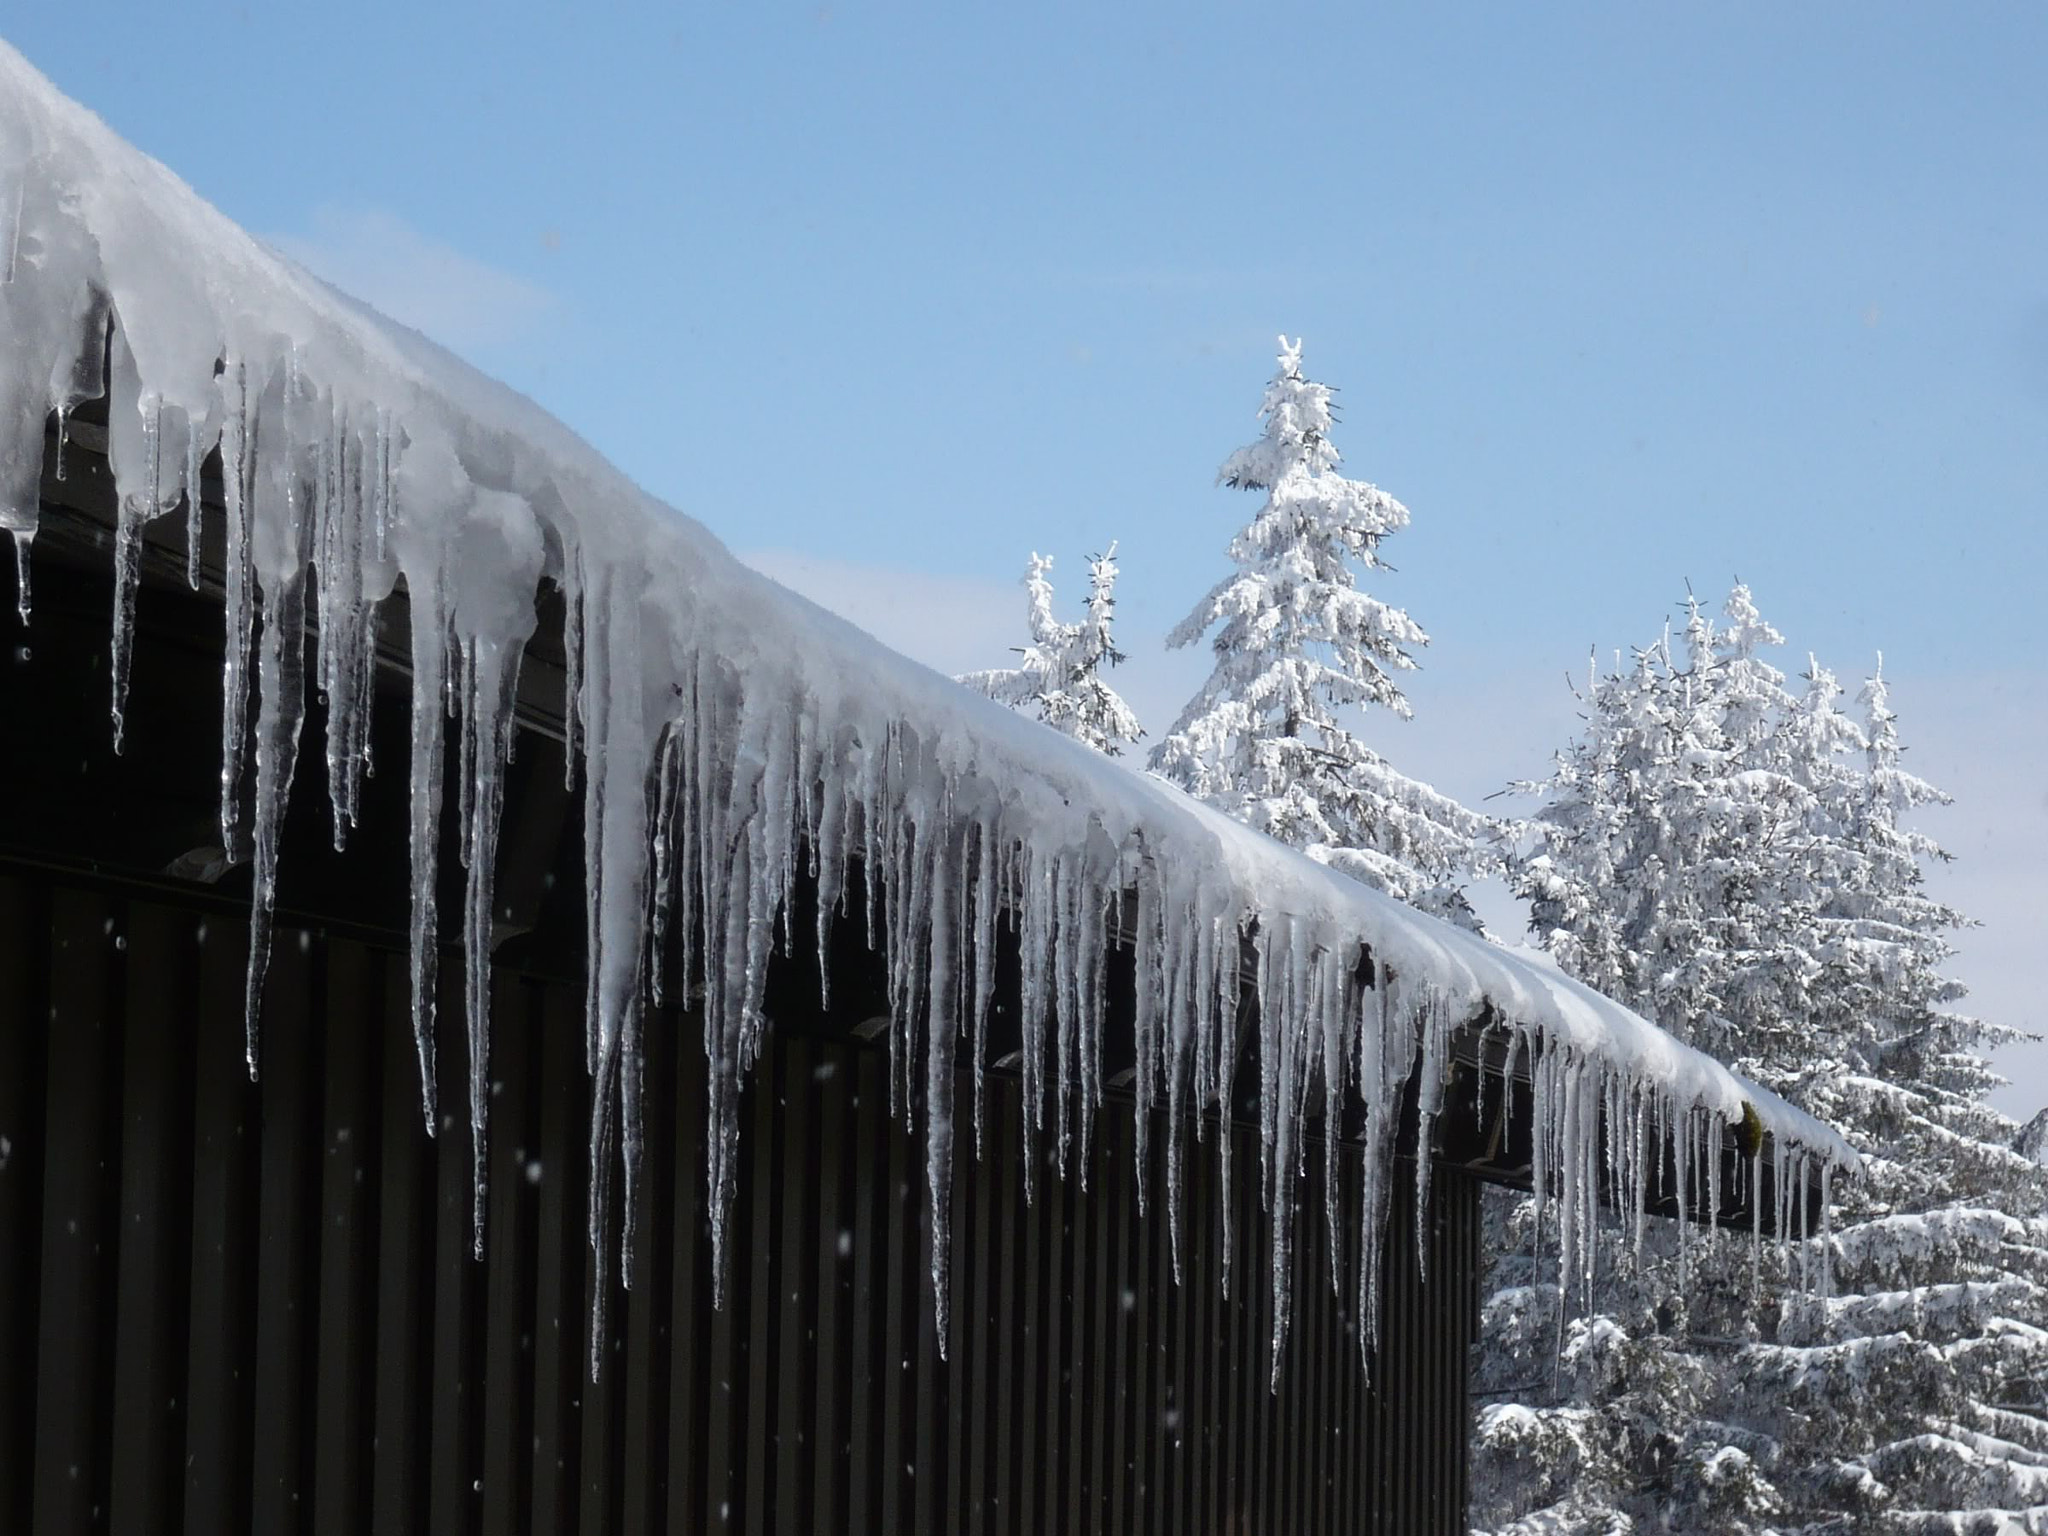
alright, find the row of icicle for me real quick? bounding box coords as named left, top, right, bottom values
left=9, top=290, right=1820, bottom=1384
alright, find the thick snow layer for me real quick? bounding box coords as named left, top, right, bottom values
left=0, top=41, right=1854, bottom=1377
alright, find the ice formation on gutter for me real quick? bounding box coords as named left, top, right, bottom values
left=0, top=42, right=1857, bottom=1380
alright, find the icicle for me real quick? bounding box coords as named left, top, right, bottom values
left=1264, top=921, right=1300, bottom=1385
left=646, top=725, right=683, bottom=1008
left=183, top=418, right=203, bottom=589
left=461, top=632, right=523, bottom=1255
left=1750, top=1130, right=1764, bottom=1294
left=1320, top=950, right=1348, bottom=1301
left=969, top=816, right=997, bottom=1158
left=1214, top=937, right=1245, bottom=1303
left=317, top=410, right=379, bottom=851
left=1796, top=1150, right=1811, bottom=1292
left=405, top=577, right=449, bottom=1133
left=242, top=558, right=311, bottom=1076
left=1633, top=1086, right=1650, bottom=1259
left=1162, top=905, right=1195, bottom=1285
left=576, top=554, right=656, bottom=1373
left=109, top=387, right=165, bottom=753
left=1410, top=987, right=1446, bottom=1283
left=3, top=173, right=21, bottom=284
left=217, top=360, right=256, bottom=863
left=1352, top=967, right=1394, bottom=1367
left=561, top=540, right=584, bottom=791
left=10, top=530, right=29, bottom=626
left=1553, top=1053, right=1579, bottom=1303
left=925, top=820, right=964, bottom=1356
left=1819, top=1161, right=1833, bottom=1297
left=1674, top=1102, right=1691, bottom=1289
left=811, top=722, right=844, bottom=1014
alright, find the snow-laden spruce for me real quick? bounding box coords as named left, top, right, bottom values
left=1151, top=336, right=1498, bottom=925
left=958, top=544, right=1142, bottom=756
left=0, top=45, right=1852, bottom=1386
left=1740, top=658, right=2047, bottom=1534
left=1475, top=588, right=2042, bottom=1535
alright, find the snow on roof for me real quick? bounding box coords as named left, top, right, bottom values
left=0, top=40, right=1855, bottom=1376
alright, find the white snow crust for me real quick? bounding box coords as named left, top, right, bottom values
left=0, top=41, right=1855, bottom=1377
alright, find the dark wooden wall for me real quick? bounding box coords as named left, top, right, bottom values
left=0, top=864, right=1478, bottom=1535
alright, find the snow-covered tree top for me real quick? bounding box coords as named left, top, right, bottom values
left=0, top=43, right=1854, bottom=1369
left=958, top=544, right=1143, bottom=756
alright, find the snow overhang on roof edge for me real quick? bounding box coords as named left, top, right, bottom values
left=0, top=41, right=1857, bottom=1377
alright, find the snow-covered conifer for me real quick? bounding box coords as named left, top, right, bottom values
left=1733, top=659, right=2048, bottom=1532
left=1475, top=593, right=2048, bottom=1535
left=1149, top=336, right=1496, bottom=919
left=960, top=544, right=1143, bottom=757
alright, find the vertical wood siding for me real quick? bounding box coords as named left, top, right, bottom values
left=0, top=869, right=1477, bottom=1534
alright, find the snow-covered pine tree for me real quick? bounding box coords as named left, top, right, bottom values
left=1474, top=591, right=2048, bottom=1535
left=1732, top=659, right=2048, bottom=1534
left=1476, top=591, right=1797, bottom=1533
left=959, top=544, right=1143, bottom=757
left=1149, top=335, right=1496, bottom=920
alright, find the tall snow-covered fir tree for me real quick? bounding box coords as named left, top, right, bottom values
left=1475, top=590, right=1804, bottom=1535
left=1472, top=588, right=2048, bottom=1535
left=959, top=544, right=1143, bottom=757
left=1149, top=336, right=1496, bottom=919
left=1732, top=657, right=2048, bottom=1534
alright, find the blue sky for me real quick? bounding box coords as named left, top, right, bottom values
left=10, top=5, right=2045, bottom=1104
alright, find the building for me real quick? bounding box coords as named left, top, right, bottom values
left=0, top=41, right=1854, bottom=1536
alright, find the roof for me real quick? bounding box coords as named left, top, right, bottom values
left=0, top=40, right=1856, bottom=1364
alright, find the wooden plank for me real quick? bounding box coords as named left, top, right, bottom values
left=480, top=974, right=536, bottom=1536
left=1458, top=1174, right=1478, bottom=1533
left=1165, top=1122, right=1196, bottom=1536
left=577, top=1127, right=623, bottom=1536
left=844, top=1048, right=885, bottom=1535
left=622, top=997, right=676, bottom=1534
left=740, top=1039, right=781, bottom=1536
left=931, top=1086, right=969, bottom=1536
left=1132, top=1121, right=1161, bottom=1536
left=311, top=937, right=380, bottom=1536
left=1342, top=1151, right=1364, bottom=1531
left=1012, top=1113, right=1042, bottom=1536
left=665, top=1004, right=707, bottom=1534
left=1159, top=1129, right=1186, bottom=1536
left=699, top=1052, right=743, bottom=1536
left=988, top=1095, right=1019, bottom=1536
left=1037, top=1134, right=1066, bottom=1536
left=1063, top=1128, right=1091, bottom=1536
left=1278, top=1170, right=1302, bottom=1536
left=429, top=967, right=482, bottom=1536
left=810, top=1039, right=851, bottom=1536
left=32, top=887, right=118, bottom=1536
left=249, top=924, right=317, bottom=1536
left=370, top=957, right=432, bottom=1536
left=527, top=983, right=585, bottom=1536
left=877, top=1060, right=913, bottom=1536
left=181, top=911, right=257, bottom=1536
left=963, top=1098, right=996, bottom=1536
left=1298, top=1149, right=1325, bottom=1536
left=1241, top=1155, right=1262, bottom=1533
left=772, top=1037, right=815, bottom=1533
left=1389, top=1178, right=1413, bottom=1535
left=911, top=1112, right=946, bottom=1535
left=0, top=875, right=50, bottom=1536
left=1219, top=1132, right=1245, bottom=1536
left=1104, top=1118, right=1132, bottom=1531
left=108, top=905, right=195, bottom=1536
left=1245, top=1163, right=1261, bottom=1536
left=1310, top=1152, right=1336, bottom=1536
